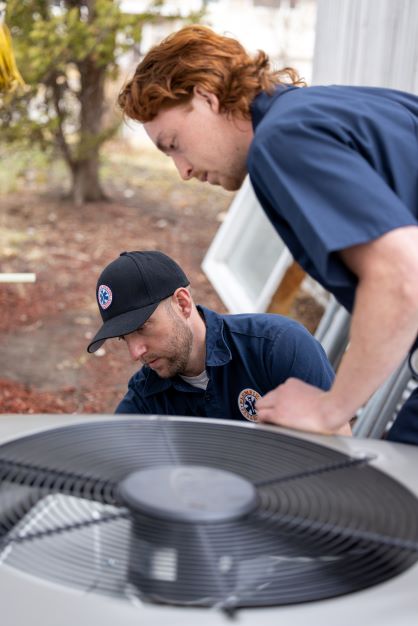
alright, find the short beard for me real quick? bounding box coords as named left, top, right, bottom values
left=158, top=299, right=193, bottom=378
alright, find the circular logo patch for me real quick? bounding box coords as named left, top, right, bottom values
left=238, top=388, right=261, bottom=422
left=98, top=284, right=112, bottom=310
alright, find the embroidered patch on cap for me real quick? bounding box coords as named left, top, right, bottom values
left=98, top=284, right=112, bottom=310
left=238, top=388, right=261, bottom=422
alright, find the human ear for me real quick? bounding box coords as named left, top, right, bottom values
left=173, top=288, right=193, bottom=319
left=193, top=85, right=220, bottom=113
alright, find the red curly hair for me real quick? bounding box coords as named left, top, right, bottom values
left=118, top=24, right=305, bottom=122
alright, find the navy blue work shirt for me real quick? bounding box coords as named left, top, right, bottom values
left=248, top=85, right=418, bottom=311
left=115, top=306, right=334, bottom=421
left=248, top=84, right=418, bottom=443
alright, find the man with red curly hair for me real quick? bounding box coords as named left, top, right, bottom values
left=118, top=25, right=418, bottom=445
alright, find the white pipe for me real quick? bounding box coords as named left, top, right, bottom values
left=0, top=273, right=36, bottom=283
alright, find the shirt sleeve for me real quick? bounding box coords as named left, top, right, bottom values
left=268, top=322, right=335, bottom=391
left=249, top=111, right=417, bottom=288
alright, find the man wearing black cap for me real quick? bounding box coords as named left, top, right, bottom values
left=88, top=250, right=346, bottom=430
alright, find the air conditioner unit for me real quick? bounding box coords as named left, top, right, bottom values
left=0, top=414, right=417, bottom=626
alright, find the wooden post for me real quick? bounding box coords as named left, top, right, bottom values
left=266, top=261, right=305, bottom=316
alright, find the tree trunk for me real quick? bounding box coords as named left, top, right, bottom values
left=71, top=156, right=106, bottom=206
left=70, top=49, right=108, bottom=206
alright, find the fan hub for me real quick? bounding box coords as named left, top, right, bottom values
left=118, top=465, right=258, bottom=523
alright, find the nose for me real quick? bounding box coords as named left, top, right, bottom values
left=172, top=154, right=193, bottom=181
left=125, top=334, right=147, bottom=362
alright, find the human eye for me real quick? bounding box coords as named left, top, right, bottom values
left=163, top=142, right=177, bottom=156
left=162, top=138, right=177, bottom=154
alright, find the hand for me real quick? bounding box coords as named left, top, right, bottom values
left=256, top=378, right=352, bottom=436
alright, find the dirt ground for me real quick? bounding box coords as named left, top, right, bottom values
left=0, top=142, right=323, bottom=415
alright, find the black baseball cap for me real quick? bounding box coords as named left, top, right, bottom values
left=87, top=251, right=189, bottom=353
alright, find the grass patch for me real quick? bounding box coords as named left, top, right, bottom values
left=0, top=146, right=68, bottom=195
left=0, top=138, right=173, bottom=197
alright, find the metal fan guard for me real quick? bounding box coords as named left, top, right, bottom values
left=0, top=416, right=417, bottom=610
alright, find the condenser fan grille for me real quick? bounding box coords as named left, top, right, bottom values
left=0, top=417, right=417, bottom=609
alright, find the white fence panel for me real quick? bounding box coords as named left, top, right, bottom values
left=313, top=0, right=418, bottom=93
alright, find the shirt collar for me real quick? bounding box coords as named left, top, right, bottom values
left=198, top=305, right=232, bottom=367
left=250, top=85, right=298, bottom=131
left=141, top=305, right=231, bottom=397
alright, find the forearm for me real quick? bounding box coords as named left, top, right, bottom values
left=326, top=227, right=418, bottom=426
left=257, top=285, right=417, bottom=435
left=322, top=271, right=418, bottom=428
left=256, top=227, right=418, bottom=436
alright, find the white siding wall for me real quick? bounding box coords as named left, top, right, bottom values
left=312, top=0, right=418, bottom=93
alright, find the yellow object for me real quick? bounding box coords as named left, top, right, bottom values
left=0, top=21, right=25, bottom=93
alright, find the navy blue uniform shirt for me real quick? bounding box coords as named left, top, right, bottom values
left=248, top=85, right=418, bottom=311
left=115, top=306, right=334, bottom=421
left=248, top=84, right=418, bottom=443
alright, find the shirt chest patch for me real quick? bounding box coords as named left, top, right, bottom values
left=238, top=388, right=261, bottom=422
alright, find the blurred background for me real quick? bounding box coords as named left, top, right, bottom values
left=0, top=0, right=417, bottom=419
